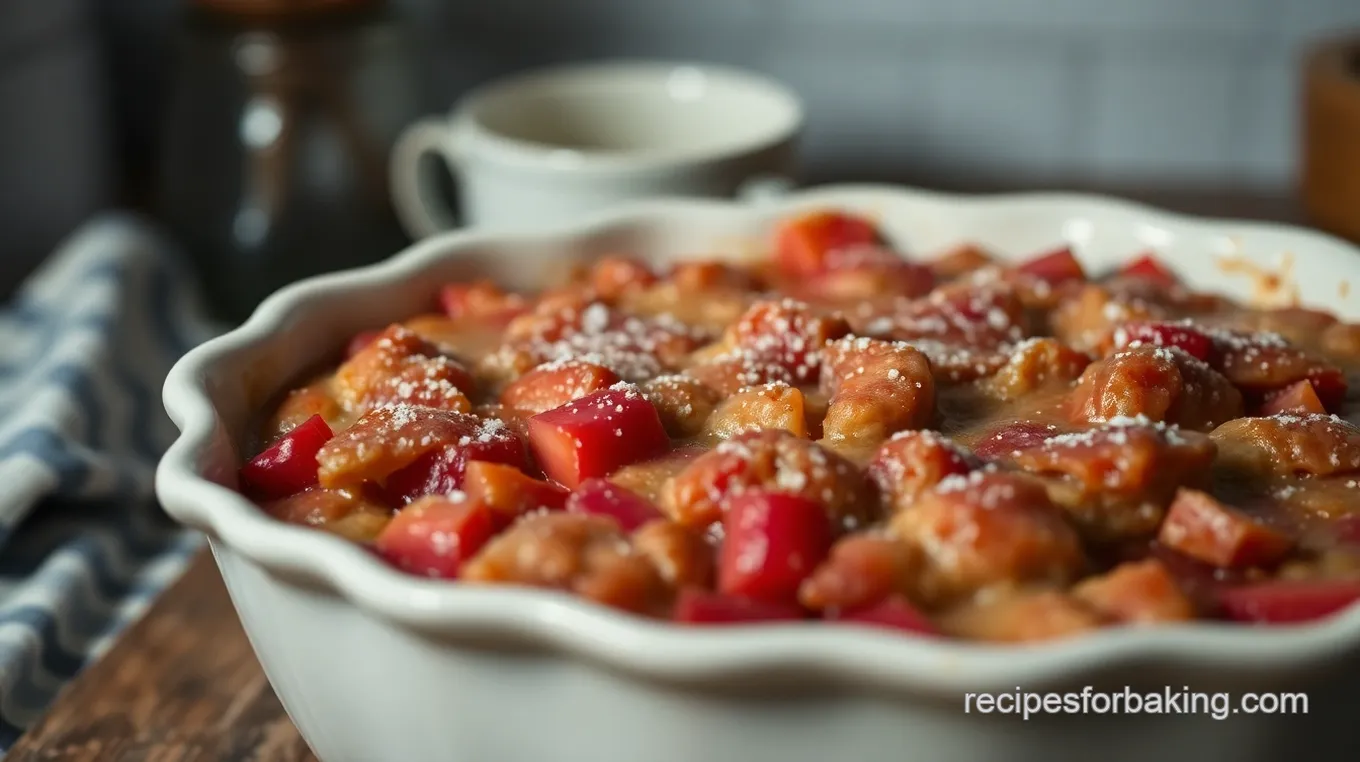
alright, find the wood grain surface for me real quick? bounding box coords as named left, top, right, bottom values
left=5, top=550, right=318, bottom=762
left=1, top=189, right=1312, bottom=761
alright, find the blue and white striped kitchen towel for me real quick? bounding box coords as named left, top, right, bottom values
left=0, top=214, right=218, bottom=749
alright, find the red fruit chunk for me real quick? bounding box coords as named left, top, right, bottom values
left=724, top=300, right=852, bottom=387
left=868, top=430, right=977, bottom=511
left=439, top=280, right=527, bottom=323
left=1113, top=322, right=1216, bottom=363
left=334, top=325, right=475, bottom=413
left=1219, top=580, right=1360, bottom=625
left=527, top=387, right=670, bottom=489
left=1148, top=543, right=1238, bottom=613
left=718, top=492, right=834, bottom=605
left=1305, top=366, right=1348, bottom=411
left=813, top=245, right=931, bottom=288
left=928, top=282, right=1025, bottom=327
left=463, top=460, right=569, bottom=520
left=1157, top=489, right=1293, bottom=569
left=589, top=256, right=658, bottom=298
left=1016, top=246, right=1085, bottom=285
left=798, top=534, right=918, bottom=613
left=834, top=596, right=938, bottom=636
left=344, top=330, right=382, bottom=359
left=240, top=414, right=333, bottom=499
left=1212, top=330, right=1348, bottom=410
left=673, top=588, right=807, bottom=625
left=440, top=282, right=491, bottom=319
left=819, top=245, right=908, bottom=271
left=500, top=361, right=622, bottom=415
left=1260, top=379, right=1327, bottom=416
left=883, top=261, right=937, bottom=296
left=1072, top=559, right=1195, bottom=623
left=320, top=407, right=518, bottom=492
left=566, top=478, right=663, bottom=531
left=1335, top=515, right=1360, bottom=545
left=374, top=496, right=499, bottom=578
left=1119, top=253, right=1178, bottom=288
left=773, top=210, right=881, bottom=277
left=383, top=424, right=529, bottom=505
left=800, top=256, right=936, bottom=301
left=970, top=421, right=1060, bottom=461
left=382, top=451, right=461, bottom=504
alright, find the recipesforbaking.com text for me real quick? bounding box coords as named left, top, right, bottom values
left=963, top=686, right=1308, bottom=720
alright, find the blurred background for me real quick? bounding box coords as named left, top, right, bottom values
left=4, top=1, right=1360, bottom=755
left=4, top=0, right=1360, bottom=310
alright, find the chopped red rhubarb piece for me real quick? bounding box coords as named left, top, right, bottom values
left=773, top=210, right=881, bottom=277
left=970, top=421, right=1061, bottom=461
left=800, top=257, right=936, bottom=302
left=798, top=534, right=919, bottom=613
left=718, top=491, right=834, bottom=605
left=374, top=495, right=500, bottom=578
left=834, top=596, right=938, bottom=635
left=589, top=256, right=658, bottom=298
left=1305, top=366, right=1348, bottom=412
left=925, top=281, right=1027, bottom=330
left=380, top=418, right=529, bottom=505
left=566, top=478, right=663, bottom=531
left=1016, top=246, right=1085, bottom=284
left=1211, top=330, right=1348, bottom=410
left=1072, top=558, right=1195, bottom=623
left=334, top=325, right=474, bottom=411
left=868, top=430, right=977, bottom=511
left=344, top=330, right=382, bottom=359
left=1148, top=543, right=1238, bottom=614
left=1335, top=515, right=1360, bottom=545
left=500, top=361, right=621, bottom=415
left=1157, top=489, right=1293, bottom=569
left=807, top=245, right=935, bottom=298
left=239, top=414, right=333, bottom=499
left=723, top=299, right=851, bottom=387
left=439, top=280, right=527, bottom=323
left=815, top=243, right=907, bottom=271
left=1218, top=580, right=1360, bottom=624
left=527, top=387, right=670, bottom=489
left=673, top=588, right=807, bottom=625
left=1259, top=379, right=1328, bottom=416
left=462, top=460, right=569, bottom=520
left=1112, top=322, right=1216, bottom=363
left=1118, top=253, right=1178, bottom=287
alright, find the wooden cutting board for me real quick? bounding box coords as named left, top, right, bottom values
left=1, top=188, right=1305, bottom=762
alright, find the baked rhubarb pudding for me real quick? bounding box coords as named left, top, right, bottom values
left=237, top=210, right=1360, bottom=643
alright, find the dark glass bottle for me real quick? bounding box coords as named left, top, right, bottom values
left=156, top=0, right=420, bottom=322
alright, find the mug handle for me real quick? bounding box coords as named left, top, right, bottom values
left=390, top=117, right=462, bottom=239
left=737, top=174, right=796, bottom=206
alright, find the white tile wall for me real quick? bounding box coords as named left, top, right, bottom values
left=1086, top=47, right=1242, bottom=180
left=945, top=0, right=1273, bottom=36
left=392, top=0, right=1360, bottom=188
left=1277, top=0, right=1360, bottom=43
left=759, top=31, right=938, bottom=178
left=926, top=37, right=1082, bottom=179
left=763, top=0, right=953, bottom=27
left=1234, top=44, right=1299, bottom=185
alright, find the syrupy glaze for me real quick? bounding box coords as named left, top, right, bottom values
left=238, top=211, right=1360, bottom=643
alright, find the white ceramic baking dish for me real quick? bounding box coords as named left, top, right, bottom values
left=156, top=185, right=1360, bottom=762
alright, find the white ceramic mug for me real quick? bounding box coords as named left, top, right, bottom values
left=389, top=61, right=803, bottom=238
